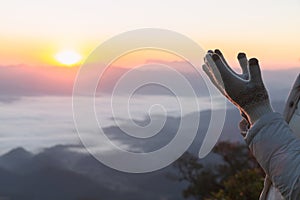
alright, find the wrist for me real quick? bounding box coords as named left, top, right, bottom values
left=244, top=100, right=274, bottom=125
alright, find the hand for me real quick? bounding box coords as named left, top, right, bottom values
left=202, top=49, right=273, bottom=124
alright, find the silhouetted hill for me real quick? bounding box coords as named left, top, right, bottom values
left=0, top=147, right=33, bottom=172
left=0, top=145, right=184, bottom=200
left=0, top=165, right=118, bottom=200
left=0, top=167, right=23, bottom=198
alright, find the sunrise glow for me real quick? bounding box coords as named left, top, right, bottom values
left=55, top=50, right=82, bottom=66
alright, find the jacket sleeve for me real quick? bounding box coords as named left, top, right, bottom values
left=245, top=112, right=300, bottom=200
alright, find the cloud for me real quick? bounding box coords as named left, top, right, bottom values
left=0, top=96, right=78, bottom=154
left=0, top=89, right=288, bottom=155
left=0, top=94, right=214, bottom=154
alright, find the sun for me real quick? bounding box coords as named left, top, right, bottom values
left=55, top=50, right=82, bottom=66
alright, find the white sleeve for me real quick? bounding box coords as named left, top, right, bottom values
left=245, top=112, right=300, bottom=200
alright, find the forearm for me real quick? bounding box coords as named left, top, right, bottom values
left=245, top=112, right=300, bottom=199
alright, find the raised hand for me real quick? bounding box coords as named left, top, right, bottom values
left=202, top=49, right=273, bottom=124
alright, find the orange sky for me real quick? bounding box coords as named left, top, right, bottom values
left=0, top=0, right=299, bottom=70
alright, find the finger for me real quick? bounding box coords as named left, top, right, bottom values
left=215, top=49, right=239, bottom=77
left=214, top=49, right=230, bottom=67
left=239, top=118, right=249, bottom=136
left=202, top=64, right=225, bottom=95
left=237, top=52, right=249, bottom=78
left=205, top=54, right=226, bottom=90
left=210, top=53, right=236, bottom=83
left=248, top=58, right=263, bottom=82
left=207, top=50, right=213, bottom=54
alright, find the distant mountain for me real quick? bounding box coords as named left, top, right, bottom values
left=1, top=62, right=297, bottom=101
left=0, top=165, right=118, bottom=200
left=97, top=66, right=299, bottom=100
left=263, top=68, right=299, bottom=101
left=0, top=167, right=22, bottom=197
left=0, top=147, right=33, bottom=172
left=0, top=145, right=184, bottom=200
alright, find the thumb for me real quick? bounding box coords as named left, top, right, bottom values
left=239, top=118, right=249, bottom=137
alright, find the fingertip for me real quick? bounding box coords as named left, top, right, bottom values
left=249, top=58, right=259, bottom=65
left=237, top=52, right=246, bottom=59
left=207, top=50, right=213, bottom=54
left=248, top=58, right=262, bottom=82
left=214, top=49, right=222, bottom=55
left=205, top=53, right=213, bottom=61
left=212, top=54, right=220, bottom=61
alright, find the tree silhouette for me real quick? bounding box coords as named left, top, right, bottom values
left=209, top=168, right=264, bottom=200
left=173, top=141, right=264, bottom=200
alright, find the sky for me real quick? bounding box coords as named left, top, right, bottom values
left=0, top=0, right=299, bottom=155
left=0, top=0, right=299, bottom=69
